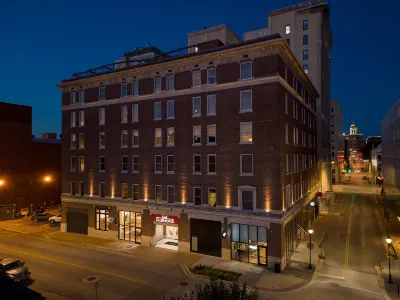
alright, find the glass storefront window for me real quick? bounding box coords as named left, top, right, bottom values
left=95, top=208, right=109, bottom=231
left=118, top=211, right=141, bottom=244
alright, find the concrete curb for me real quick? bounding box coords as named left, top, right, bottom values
left=375, top=266, right=392, bottom=300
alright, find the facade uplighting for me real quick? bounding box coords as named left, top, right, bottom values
left=44, top=176, right=52, bottom=182
left=0, top=179, right=4, bottom=186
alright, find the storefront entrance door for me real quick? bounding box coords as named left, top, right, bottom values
left=258, top=246, right=267, bottom=266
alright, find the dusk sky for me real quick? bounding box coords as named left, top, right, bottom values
left=1, top=0, right=399, bottom=137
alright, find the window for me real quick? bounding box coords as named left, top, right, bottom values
left=120, top=156, right=128, bottom=173
left=303, top=20, right=308, bottom=31
left=155, top=185, right=162, bottom=202
left=155, top=155, right=162, bottom=173
left=303, top=35, right=308, bottom=46
left=193, top=126, right=201, bottom=145
left=166, top=75, right=174, bottom=91
left=285, top=93, right=288, bottom=114
left=70, top=156, right=77, bottom=172
left=154, top=77, right=161, bottom=93
left=194, top=187, right=202, bottom=205
left=132, top=130, right=139, bottom=147
left=207, top=68, right=216, bottom=85
left=240, top=122, right=253, bottom=144
left=121, top=130, right=128, bottom=147
left=240, top=154, right=253, bottom=175
left=192, top=97, right=201, bottom=116
left=79, top=156, right=85, bottom=172
left=286, top=154, right=290, bottom=174
left=241, top=189, right=254, bottom=211
left=193, top=154, right=201, bottom=173
left=293, top=101, right=298, bottom=119
left=95, top=208, right=109, bottom=231
left=79, top=133, right=85, bottom=149
left=285, top=123, right=289, bottom=144
left=133, top=184, right=139, bottom=201
left=71, top=92, right=76, bottom=104
left=285, top=184, right=291, bottom=207
left=132, top=81, right=138, bottom=96
left=99, top=156, right=105, bottom=172
left=119, top=105, right=127, bottom=123
left=167, top=186, right=175, bottom=203
left=167, top=155, right=175, bottom=173
left=132, top=155, right=139, bottom=173
left=71, top=112, right=76, bottom=127
left=285, top=24, right=291, bottom=34
left=70, top=134, right=76, bottom=149
left=240, top=61, right=252, bottom=80
left=286, top=39, right=290, bottom=46
left=71, top=181, right=76, bottom=195
left=121, top=83, right=127, bottom=97
left=99, top=108, right=105, bottom=125
left=303, top=64, right=309, bottom=73
left=208, top=188, right=217, bottom=207
left=122, top=183, right=128, bottom=199
left=132, top=104, right=139, bottom=122
left=79, top=181, right=85, bottom=196
left=207, top=94, right=216, bottom=115
left=79, top=111, right=84, bottom=126
left=99, top=182, right=105, bottom=198
left=192, top=70, right=201, bottom=87
left=303, top=49, right=308, bottom=60
left=240, top=90, right=252, bottom=112
left=167, top=100, right=174, bottom=119
left=154, top=102, right=161, bottom=120
left=207, top=125, right=216, bottom=145
left=99, top=87, right=105, bottom=101
left=167, top=127, right=174, bottom=146
left=155, top=128, right=162, bottom=146
left=207, top=154, right=216, bottom=174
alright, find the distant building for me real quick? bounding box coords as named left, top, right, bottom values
left=330, top=100, right=344, bottom=183
left=344, top=123, right=364, bottom=171
left=371, top=144, right=382, bottom=184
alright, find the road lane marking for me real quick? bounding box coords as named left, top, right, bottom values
left=0, top=246, right=147, bottom=284
left=344, top=194, right=355, bottom=268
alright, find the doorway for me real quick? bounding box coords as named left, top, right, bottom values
left=154, top=224, right=179, bottom=250
left=258, top=245, right=267, bottom=266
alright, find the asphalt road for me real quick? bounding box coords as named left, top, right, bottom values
left=0, top=231, right=189, bottom=299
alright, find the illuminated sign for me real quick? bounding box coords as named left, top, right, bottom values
left=152, top=214, right=178, bottom=224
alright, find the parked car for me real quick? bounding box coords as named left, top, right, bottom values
left=0, top=258, right=30, bottom=282
left=20, top=208, right=30, bottom=217
left=31, top=213, right=52, bottom=222
left=48, top=213, right=61, bottom=224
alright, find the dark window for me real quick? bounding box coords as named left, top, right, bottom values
left=122, top=156, right=128, bottom=172
left=193, top=155, right=201, bottom=173
left=286, top=39, right=290, bottom=46
left=194, top=187, right=202, bottom=205
left=95, top=208, right=109, bottom=231
left=71, top=182, right=76, bottom=195
left=303, top=50, right=308, bottom=60
left=303, top=64, right=308, bottom=73
left=242, top=190, right=253, bottom=211
left=99, top=183, right=105, bottom=198
left=303, top=35, right=308, bottom=45
left=133, top=184, right=139, bottom=200
left=303, top=20, right=308, bottom=31
left=167, top=155, right=175, bottom=173
left=79, top=182, right=84, bottom=196
left=167, top=186, right=175, bottom=203
left=208, top=155, right=216, bottom=173
left=241, top=154, right=253, bottom=174
left=332, top=152, right=335, bottom=158
left=99, top=156, right=106, bottom=171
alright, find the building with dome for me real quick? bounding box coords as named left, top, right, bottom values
left=344, top=123, right=364, bottom=170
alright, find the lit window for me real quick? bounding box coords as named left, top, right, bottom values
left=240, top=90, right=252, bottom=112
left=207, top=125, right=216, bottom=145
left=121, top=156, right=128, bottom=173
left=192, top=97, right=201, bottom=116
left=192, top=70, right=201, bottom=87
left=207, top=68, right=216, bottom=85
left=79, top=111, right=84, bottom=126
left=303, top=64, right=309, bottom=73
left=70, top=156, right=76, bottom=172
left=132, top=81, right=139, bottom=96
left=167, top=100, right=174, bottom=119
left=285, top=24, right=291, bottom=34
left=121, top=130, right=128, bottom=147
left=194, top=187, right=202, bottom=205
left=79, top=133, right=85, bottom=149
left=70, top=134, right=76, bottom=149
left=71, top=182, right=76, bottom=195
left=132, top=130, right=139, bottom=147
left=167, top=127, right=174, bottom=146
left=240, top=62, right=252, bottom=80
left=240, top=154, right=253, bottom=175
left=71, top=112, right=76, bottom=127
left=167, top=186, right=175, bottom=203
left=166, top=75, right=174, bottom=91
left=155, top=185, right=162, bottom=202
left=99, top=182, right=105, bottom=198
left=155, top=128, right=162, bottom=146
left=132, top=104, right=139, bottom=122
left=286, top=39, right=290, bottom=46
left=193, top=154, right=201, bottom=173
left=154, top=102, right=162, bottom=120
left=99, top=87, right=105, bottom=101
left=303, top=35, right=308, bottom=46
left=193, top=126, right=201, bottom=145
left=121, top=105, right=128, bottom=123
left=132, top=184, right=139, bottom=200
left=121, top=83, right=128, bottom=97
left=95, top=208, right=109, bottom=231
left=121, top=183, right=128, bottom=199
left=303, top=49, right=308, bottom=60
left=99, top=132, right=105, bottom=148
left=208, top=188, right=217, bottom=207
left=207, top=94, right=216, bottom=115
left=240, top=122, right=253, bottom=144
left=303, top=20, right=308, bottom=31
left=71, top=92, right=76, bottom=104
left=155, top=155, right=162, bottom=173
left=99, top=107, right=105, bottom=125
left=154, top=77, right=161, bottom=93
left=207, top=154, right=216, bottom=174
left=79, top=156, right=85, bottom=172
left=167, top=155, right=175, bottom=173
left=79, top=90, right=85, bottom=104
left=99, top=156, right=105, bottom=172
left=132, top=155, right=139, bottom=173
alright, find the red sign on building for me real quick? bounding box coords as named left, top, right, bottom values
left=152, top=214, right=179, bottom=224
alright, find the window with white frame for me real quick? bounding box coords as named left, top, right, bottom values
left=192, top=70, right=201, bottom=87
left=79, top=156, right=85, bottom=172
left=79, top=110, right=84, bottom=126
left=167, top=155, right=175, bottom=173
left=286, top=154, right=290, bottom=174
left=99, top=156, right=105, bottom=172
left=121, top=83, right=127, bottom=97
left=167, top=127, right=174, bottom=146
left=207, top=125, right=216, bottom=145
left=155, top=155, right=162, bottom=173
left=132, top=104, right=138, bottom=122
left=71, top=92, right=76, bottom=104
left=155, top=128, right=162, bottom=146
left=167, top=100, right=174, bottom=119
left=79, top=133, right=85, bottom=149
left=240, top=154, right=253, bottom=175
left=240, top=61, right=252, bottom=80
left=99, top=132, right=105, bottom=148
left=154, top=77, right=161, bottom=93
left=99, top=87, right=105, bottom=101
left=192, top=97, right=201, bottom=116
left=99, top=182, right=105, bottom=198
left=70, top=156, right=77, bottom=172
left=208, top=188, right=217, bottom=207
left=285, top=24, right=291, bottom=34
left=240, top=122, right=253, bottom=143
left=193, top=126, right=201, bottom=145
left=121, top=106, right=128, bottom=123
left=71, top=112, right=76, bottom=127
left=240, top=90, right=252, bottom=112
left=194, top=187, right=202, bottom=205
left=155, top=185, right=162, bottom=202
left=99, top=107, right=105, bottom=125
left=285, top=123, right=289, bottom=144
left=167, top=185, right=175, bottom=203
left=121, top=130, right=128, bottom=147
left=285, top=93, right=288, bottom=114
left=166, top=75, right=174, bottom=91
left=71, top=134, right=76, bottom=149
left=207, top=68, right=216, bottom=85
left=207, top=154, right=216, bottom=174
left=207, top=94, right=216, bottom=115
left=303, top=64, right=309, bottom=74
left=132, top=155, right=139, bottom=173
left=154, top=102, right=161, bottom=120
left=193, top=154, right=201, bottom=173
left=285, top=184, right=291, bottom=207
left=121, top=156, right=128, bottom=173
left=121, top=183, right=128, bottom=199
left=240, top=188, right=255, bottom=211
left=79, top=90, right=85, bottom=103
left=132, top=130, right=139, bottom=147
left=132, top=184, right=139, bottom=200
left=132, top=81, right=138, bottom=96
left=71, top=181, right=77, bottom=195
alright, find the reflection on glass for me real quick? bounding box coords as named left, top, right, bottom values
left=249, top=241, right=258, bottom=264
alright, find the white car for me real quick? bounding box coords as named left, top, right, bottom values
left=48, top=213, right=61, bottom=224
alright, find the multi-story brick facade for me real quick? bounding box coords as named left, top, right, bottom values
left=57, top=29, right=319, bottom=269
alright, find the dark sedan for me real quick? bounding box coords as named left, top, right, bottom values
left=31, top=213, right=52, bottom=222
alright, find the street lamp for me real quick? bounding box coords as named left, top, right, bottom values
left=386, top=236, right=393, bottom=284
left=44, top=176, right=52, bottom=183
left=308, top=228, right=313, bottom=269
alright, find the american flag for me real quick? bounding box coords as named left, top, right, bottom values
left=297, top=224, right=308, bottom=239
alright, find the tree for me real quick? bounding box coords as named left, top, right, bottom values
left=165, top=278, right=259, bottom=300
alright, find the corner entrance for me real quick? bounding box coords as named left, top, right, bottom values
left=152, top=214, right=179, bottom=251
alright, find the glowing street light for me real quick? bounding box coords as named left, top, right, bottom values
left=44, top=176, right=52, bottom=183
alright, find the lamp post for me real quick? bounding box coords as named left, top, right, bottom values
left=386, top=236, right=393, bottom=284
left=308, top=228, right=313, bottom=269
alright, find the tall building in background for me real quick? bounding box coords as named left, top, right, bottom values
left=381, top=98, right=400, bottom=190
left=344, top=123, right=364, bottom=171
left=330, top=100, right=344, bottom=182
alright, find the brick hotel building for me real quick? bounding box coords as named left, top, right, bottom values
left=57, top=25, right=318, bottom=269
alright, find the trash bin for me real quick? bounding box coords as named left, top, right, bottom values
left=275, top=263, right=281, bottom=273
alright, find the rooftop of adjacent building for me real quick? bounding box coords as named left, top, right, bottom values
left=268, top=0, right=330, bottom=17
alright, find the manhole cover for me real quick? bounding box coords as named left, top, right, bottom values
left=180, top=282, right=189, bottom=286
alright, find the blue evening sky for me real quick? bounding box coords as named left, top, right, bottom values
left=0, top=0, right=399, bottom=137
